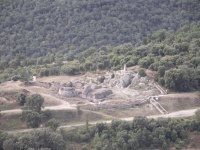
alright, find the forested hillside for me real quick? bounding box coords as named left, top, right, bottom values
left=0, top=0, right=200, bottom=60
left=2, top=113, right=200, bottom=150
left=0, top=22, right=200, bottom=92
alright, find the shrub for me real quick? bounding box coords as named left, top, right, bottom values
left=17, top=93, right=27, bottom=106
left=138, top=69, right=146, bottom=77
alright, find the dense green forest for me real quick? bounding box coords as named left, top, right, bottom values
left=0, top=0, right=200, bottom=91
left=0, top=0, right=199, bottom=60
left=0, top=21, right=200, bottom=92
left=1, top=111, right=200, bottom=150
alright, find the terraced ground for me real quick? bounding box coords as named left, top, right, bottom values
left=0, top=73, right=200, bottom=133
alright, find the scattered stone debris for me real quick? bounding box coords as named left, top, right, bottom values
left=59, top=87, right=77, bottom=97
left=82, top=85, right=92, bottom=98
left=25, top=67, right=163, bottom=105
left=82, top=99, right=148, bottom=110
left=92, top=89, right=113, bottom=101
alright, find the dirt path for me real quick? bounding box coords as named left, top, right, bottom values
left=0, top=81, right=76, bottom=114
left=6, top=108, right=199, bottom=134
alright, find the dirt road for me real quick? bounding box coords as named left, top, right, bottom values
left=0, top=81, right=76, bottom=114
left=6, top=108, right=198, bottom=134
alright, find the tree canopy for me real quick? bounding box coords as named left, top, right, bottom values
left=0, top=0, right=199, bottom=60
left=25, top=94, right=44, bottom=113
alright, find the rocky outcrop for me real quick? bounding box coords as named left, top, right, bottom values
left=91, top=85, right=102, bottom=90
left=72, top=81, right=84, bottom=89
left=62, top=81, right=73, bottom=87
left=82, top=85, right=92, bottom=98
left=92, top=89, right=113, bottom=100
left=131, top=73, right=140, bottom=85
left=50, top=82, right=60, bottom=92
left=104, top=71, right=133, bottom=88
left=120, top=73, right=132, bottom=88
left=59, top=87, right=77, bottom=97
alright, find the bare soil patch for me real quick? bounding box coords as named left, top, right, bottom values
left=0, top=81, right=75, bottom=109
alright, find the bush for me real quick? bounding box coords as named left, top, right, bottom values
left=21, top=110, right=41, bottom=128
left=11, top=75, right=20, bottom=81
left=46, top=118, right=59, bottom=131
left=138, top=69, right=146, bottom=77
left=17, top=93, right=27, bottom=106
left=138, top=56, right=154, bottom=69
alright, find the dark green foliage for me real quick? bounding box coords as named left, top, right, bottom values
left=61, top=65, right=80, bottom=75
left=1, top=129, right=66, bottom=150
left=138, top=69, right=146, bottom=77
left=21, top=110, right=41, bottom=128
left=2, top=136, right=18, bottom=150
left=0, top=3, right=199, bottom=93
left=11, top=75, right=20, bottom=81
left=17, top=93, right=27, bottom=106
left=164, top=66, right=198, bottom=91
left=61, top=115, right=200, bottom=150
left=158, top=66, right=166, bottom=77
left=46, top=118, right=59, bottom=131
left=0, top=131, right=8, bottom=150
left=2, top=111, right=200, bottom=150
left=25, top=94, right=44, bottom=113
left=19, top=69, right=31, bottom=82
left=21, top=94, right=44, bottom=127
left=0, top=0, right=199, bottom=60
left=138, top=56, right=154, bottom=68
left=42, top=109, right=52, bottom=121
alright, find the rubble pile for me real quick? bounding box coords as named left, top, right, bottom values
left=26, top=66, right=159, bottom=103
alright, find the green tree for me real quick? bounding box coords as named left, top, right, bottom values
left=21, top=110, right=41, bottom=128
left=25, top=94, right=44, bottom=113
left=17, top=93, right=27, bottom=106
left=19, top=68, right=31, bottom=82
left=46, top=118, right=59, bottom=131
left=18, top=129, right=66, bottom=150
left=158, top=66, right=166, bottom=77
left=138, top=69, right=146, bottom=77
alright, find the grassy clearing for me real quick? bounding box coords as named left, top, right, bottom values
left=49, top=109, right=107, bottom=126
left=0, top=114, right=26, bottom=131
left=0, top=90, right=20, bottom=101
left=97, top=104, right=159, bottom=118
left=0, top=102, right=20, bottom=111
left=0, top=90, right=26, bottom=111
left=0, top=109, right=108, bottom=131
left=159, top=93, right=200, bottom=113
left=37, top=72, right=99, bottom=83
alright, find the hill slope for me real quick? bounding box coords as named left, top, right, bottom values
left=0, top=21, right=200, bottom=92
left=0, top=0, right=200, bottom=60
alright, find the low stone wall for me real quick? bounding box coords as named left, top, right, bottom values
left=82, top=100, right=148, bottom=110
left=92, top=89, right=113, bottom=100
left=59, top=87, right=77, bottom=97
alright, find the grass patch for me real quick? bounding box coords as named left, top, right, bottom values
left=0, top=90, right=19, bottom=101
left=159, top=95, right=200, bottom=113
left=43, top=109, right=106, bottom=126
left=0, top=102, right=20, bottom=111
left=0, top=114, right=26, bottom=131
left=0, top=89, right=28, bottom=111
left=97, top=105, right=159, bottom=118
